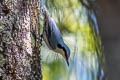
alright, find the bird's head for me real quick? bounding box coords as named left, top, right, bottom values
left=57, top=43, right=70, bottom=66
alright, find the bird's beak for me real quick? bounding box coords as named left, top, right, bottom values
left=66, top=59, right=69, bottom=66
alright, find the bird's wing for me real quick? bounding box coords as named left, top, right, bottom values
left=47, top=19, right=58, bottom=49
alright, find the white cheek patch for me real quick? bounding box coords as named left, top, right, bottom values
left=54, top=48, right=66, bottom=59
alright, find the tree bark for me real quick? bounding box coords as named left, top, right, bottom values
left=0, top=0, right=42, bottom=80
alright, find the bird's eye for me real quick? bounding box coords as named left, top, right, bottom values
left=57, top=44, right=63, bottom=49
left=57, top=44, right=67, bottom=56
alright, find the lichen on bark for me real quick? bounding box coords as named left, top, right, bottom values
left=0, top=0, right=42, bottom=80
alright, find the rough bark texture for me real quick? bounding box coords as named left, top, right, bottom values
left=0, top=0, right=42, bottom=80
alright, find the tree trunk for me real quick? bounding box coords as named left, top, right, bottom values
left=0, top=0, right=42, bottom=80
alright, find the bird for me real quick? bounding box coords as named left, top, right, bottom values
left=42, top=6, right=70, bottom=65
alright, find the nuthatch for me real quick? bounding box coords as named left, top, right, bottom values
left=42, top=6, right=70, bottom=65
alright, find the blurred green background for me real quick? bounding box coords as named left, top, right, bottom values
left=40, top=0, right=105, bottom=80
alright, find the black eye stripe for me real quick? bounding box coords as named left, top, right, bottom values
left=57, top=44, right=62, bottom=48
left=57, top=44, right=67, bottom=58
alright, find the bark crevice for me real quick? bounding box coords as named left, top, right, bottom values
left=0, top=0, right=42, bottom=80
